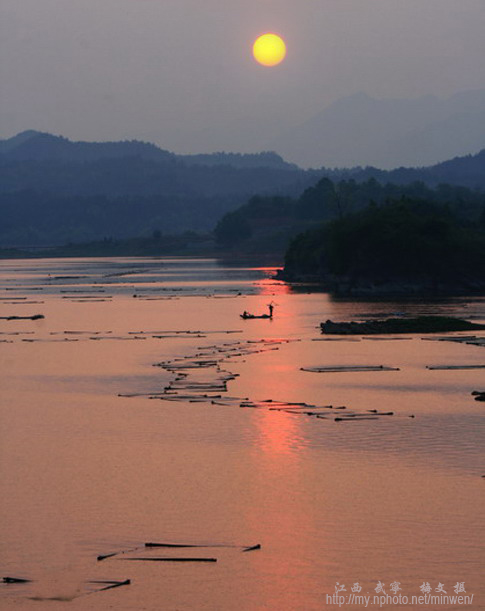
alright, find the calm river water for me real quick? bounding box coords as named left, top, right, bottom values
left=0, top=258, right=483, bottom=610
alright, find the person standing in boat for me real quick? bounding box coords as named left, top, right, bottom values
left=268, top=302, right=274, bottom=318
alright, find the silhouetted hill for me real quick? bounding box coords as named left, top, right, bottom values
left=0, top=130, right=175, bottom=163
left=282, top=199, right=485, bottom=294
left=0, top=132, right=317, bottom=246
left=181, top=151, right=297, bottom=170
left=272, top=90, right=485, bottom=169
left=0, top=130, right=42, bottom=154
left=215, top=176, right=485, bottom=257
left=345, top=148, right=485, bottom=190
left=1, top=130, right=484, bottom=248
left=0, top=131, right=295, bottom=169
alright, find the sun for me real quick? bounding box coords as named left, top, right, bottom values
left=252, top=33, right=286, bottom=67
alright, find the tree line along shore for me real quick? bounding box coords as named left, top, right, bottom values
left=2, top=176, right=485, bottom=296
left=1, top=132, right=484, bottom=295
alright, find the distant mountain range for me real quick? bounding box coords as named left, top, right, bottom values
left=0, top=130, right=296, bottom=170
left=271, top=89, right=485, bottom=169
left=0, top=130, right=305, bottom=197
left=0, top=131, right=313, bottom=246
left=0, top=130, right=484, bottom=247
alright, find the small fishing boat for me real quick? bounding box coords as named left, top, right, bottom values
left=240, top=312, right=271, bottom=320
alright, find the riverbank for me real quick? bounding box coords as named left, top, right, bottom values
left=276, top=268, right=485, bottom=296
left=0, top=240, right=284, bottom=268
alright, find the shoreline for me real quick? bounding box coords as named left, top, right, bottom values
left=276, top=269, right=485, bottom=297
left=0, top=247, right=284, bottom=267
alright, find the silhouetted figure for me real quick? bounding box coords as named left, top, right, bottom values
left=268, top=303, right=274, bottom=318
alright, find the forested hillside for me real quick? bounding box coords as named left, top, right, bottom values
left=282, top=199, right=485, bottom=294
left=215, top=176, right=485, bottom=255
left=0, top=132, right=313, bottom=246
left=346, top=149, right=485, bottom=190
left=1, top=131, right=484, bottom=247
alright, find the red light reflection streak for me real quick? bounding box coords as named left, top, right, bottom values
left=241, top=301, right=324, bottom=608
left=254, top=268, right=291, bottom=297
left=248, top=316, right=304, bottom=460
left=245, top=286, right=304, bottom=459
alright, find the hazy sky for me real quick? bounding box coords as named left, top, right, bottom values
left=1, top=0, right=484, bottom=157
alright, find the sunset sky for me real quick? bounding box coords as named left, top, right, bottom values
left=1, top=0, right=484, bottom=157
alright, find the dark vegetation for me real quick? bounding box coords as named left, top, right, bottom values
left=215, top=176, right=485, bottom=260
left=1, top=130, right=485, bottom=249
left=346, top=149, right=485, bottom=191
left=0, top=190, right=240, bottom=247
left=283, top=197, right=485, bottom=293
left=1, top=132, right=484, bottom=296
left=0, top=131, right=315, bottom=246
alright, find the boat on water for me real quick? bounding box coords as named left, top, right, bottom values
left=240, top=302, right=275, bottom=320
left=240, top=312, right=271, bottom=320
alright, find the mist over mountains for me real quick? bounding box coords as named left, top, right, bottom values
left=0, top=128, right=484, bottom=247
left=0, top=131, right=312, bottom=246
left=0, top=131, right=308, bottom=198
left=271, top=89, right=485, bottom=169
